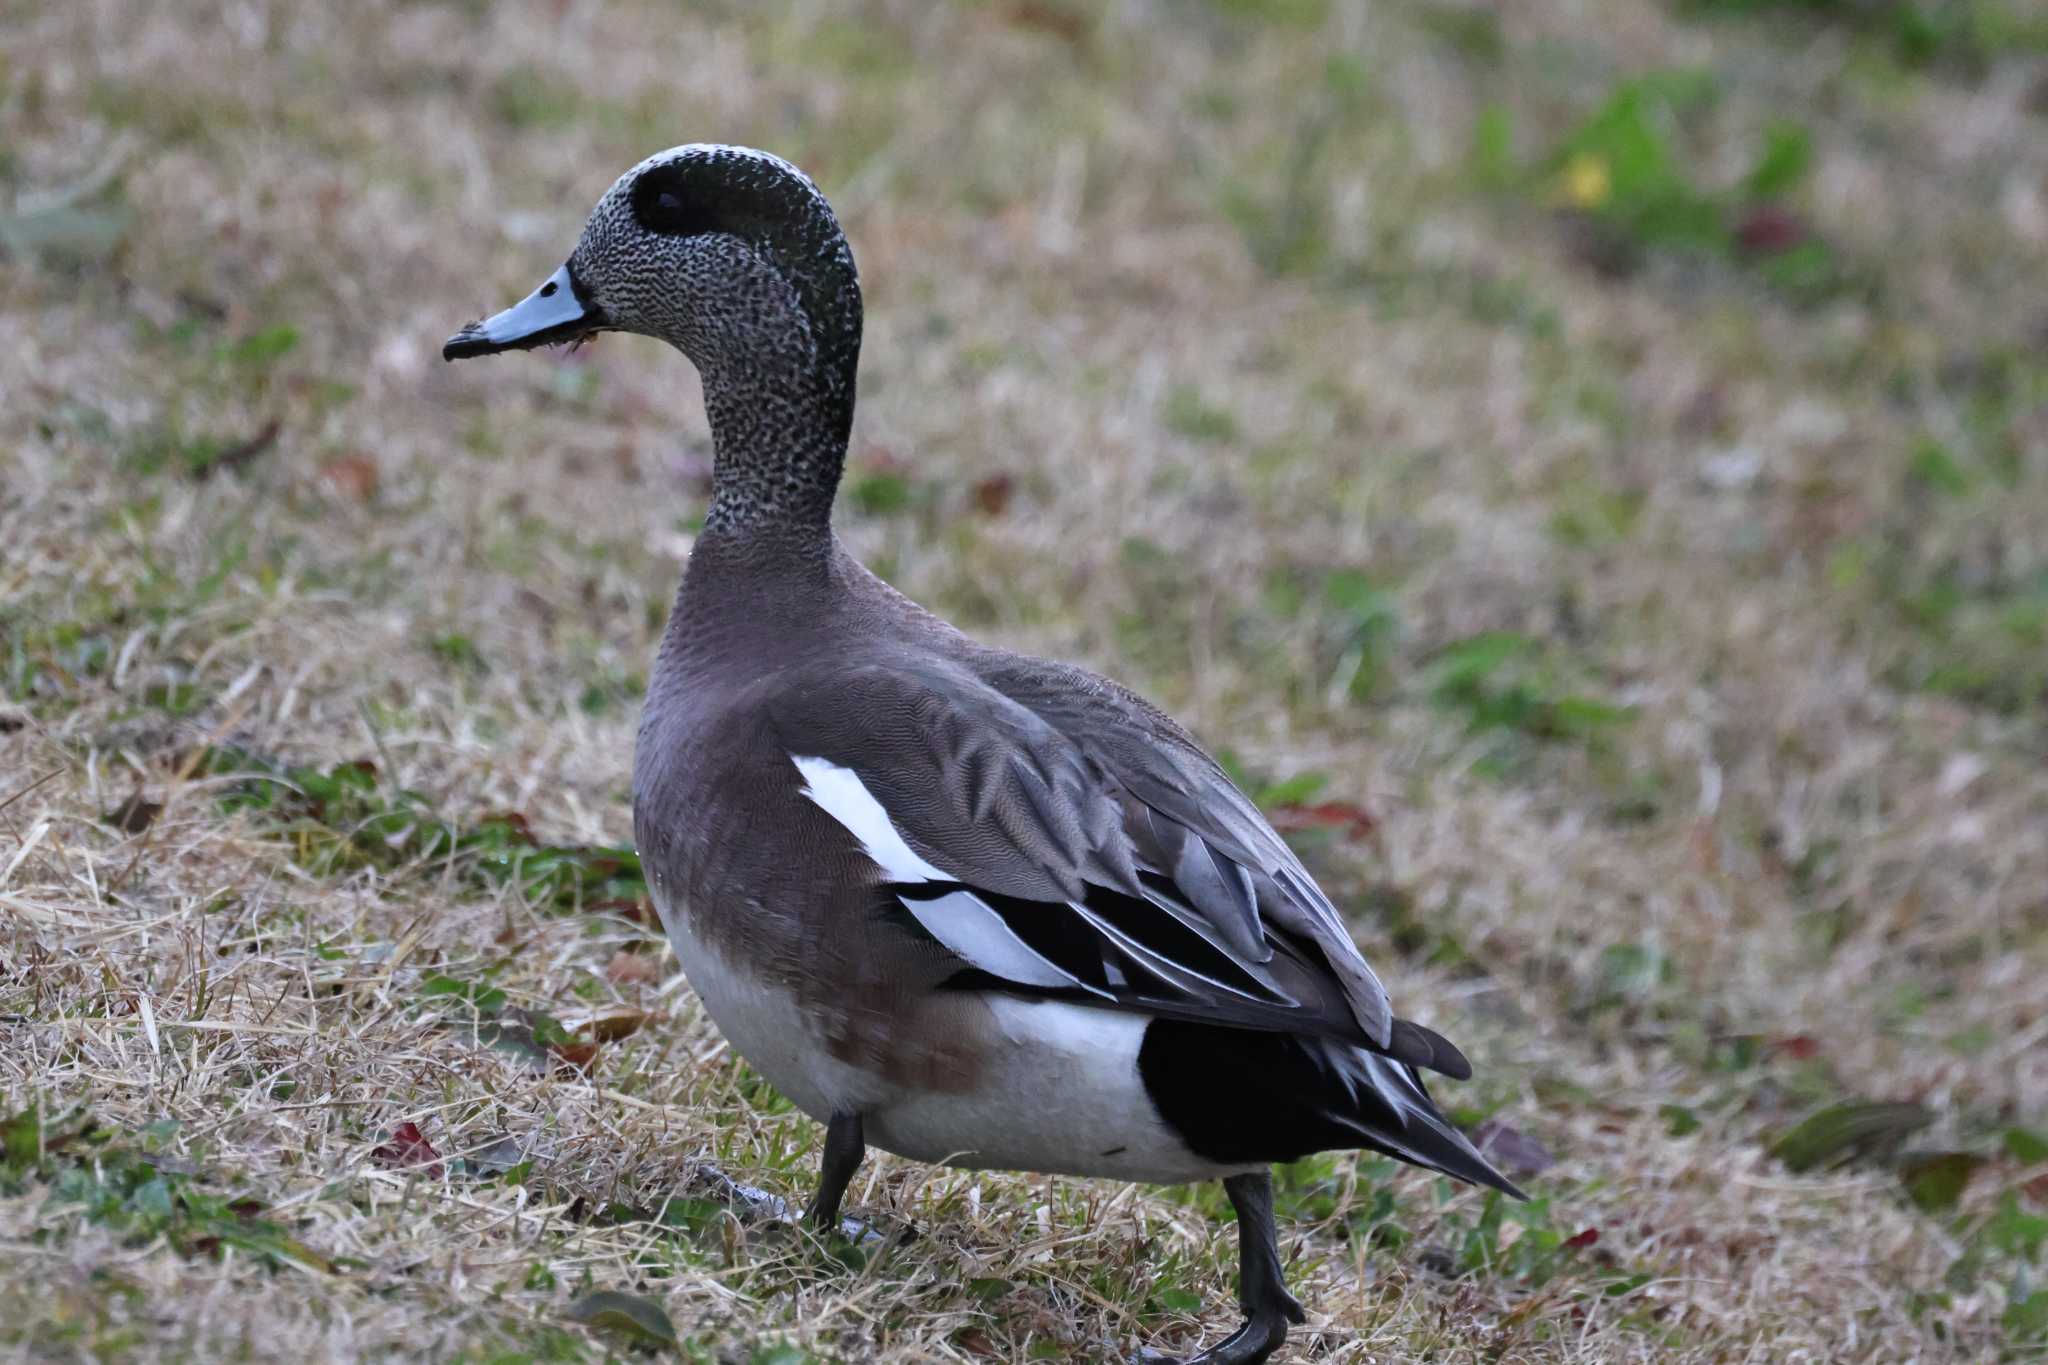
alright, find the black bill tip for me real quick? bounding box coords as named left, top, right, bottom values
left=442, top=326, right=499, bottom=362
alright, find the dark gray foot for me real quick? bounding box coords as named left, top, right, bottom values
left=1137, top=1296, right=1303, bottom=1365
left=805, top=1111, right=867, bottom=1233
left=1139, top=1171, right=1306, bottom=1365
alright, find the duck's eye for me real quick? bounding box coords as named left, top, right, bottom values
left=632, top=165, right=712, bottom=236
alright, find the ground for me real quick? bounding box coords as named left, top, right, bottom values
left=3, top=1, right=2047, bottom=1361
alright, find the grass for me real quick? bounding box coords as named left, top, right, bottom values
left=4, top=0, right=2046, bottom=1359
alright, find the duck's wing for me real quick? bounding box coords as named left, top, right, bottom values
left=768, top=657, right=1465, bottom=1079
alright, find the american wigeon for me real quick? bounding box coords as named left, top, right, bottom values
left=446, top=144, right=1520, bottom=1364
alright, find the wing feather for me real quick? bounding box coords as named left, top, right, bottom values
left=772, top=658, right=1447, bottom=1072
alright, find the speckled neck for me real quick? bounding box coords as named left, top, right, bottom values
left=697, top=345, right=855, bottom=549
left=689, top=177, right=863, bottom=553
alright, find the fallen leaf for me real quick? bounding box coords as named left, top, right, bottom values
left=1901, top=1151, right=1982, bottom=1213
left=372, top=1121, right=443, bottom=1177
left=606, top=949, right=662, bottom=986
left=970, top=473, right=1016, bottom=517
left=549, top=1040, right=600, bottom=1074
left=1268, top=800, right=1377, bottom=837
left=562, top=1006, right=653, bottom=1043
left=1661, top=1103, right=1701, bottom=1137
left=1003, top=1, right=1091, bottom=45
left=106, top=795, right=161, bottom=834
left=585, top=896, right=651, bottom=924
left=955, top=1327, right=1000, bottom=1357
left=317, top=452, right=380, bottom=501
left=197, top=419, right=281, bottom=480
left=1771, top=1101, right=1932, bottom=1174
left=564, top=1290, right=678, bottom=1349
left=856, top=442, right=907, bottom=473
left=1735, top=205, right=1809, bottom=256
left=1771, top=1035, right=1822, bottom=1061
left=1471, top=1120, right=1555, bottom=1178
left=1562, top=1227, right=1600, bottom=1250
left=482, top=810, right=535, bottom=842
left=2004, top=1126, right=2048, bottom=1164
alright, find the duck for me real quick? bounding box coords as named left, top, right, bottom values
left=444, top=144, right=1521, bottom=1365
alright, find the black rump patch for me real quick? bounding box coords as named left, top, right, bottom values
left=1138, top=1019, right=1403, bottom=1166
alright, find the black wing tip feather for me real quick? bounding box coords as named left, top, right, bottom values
left=1385, top=1017, right=1474, bottom=1081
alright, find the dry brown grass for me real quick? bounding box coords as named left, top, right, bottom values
left=4, top=1, right=2047, bottom=1360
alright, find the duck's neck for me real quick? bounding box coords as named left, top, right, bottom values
left=696, top=361, right=851, bottom=553
left=693, top=249, right=862, bottom=556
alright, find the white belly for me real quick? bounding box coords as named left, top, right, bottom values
left=868, top=996, right=1245, bottom=1185
left=657, top=895, right=880, bottom=1123
left=657, top=895, right=1242, bottom=1187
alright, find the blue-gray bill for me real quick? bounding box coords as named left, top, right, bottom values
left=443, top=261, right=605, bottom=360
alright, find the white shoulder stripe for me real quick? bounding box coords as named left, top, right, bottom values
left=790, top=754, right=948, bottom=883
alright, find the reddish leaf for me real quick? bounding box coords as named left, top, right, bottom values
left=606, top=950, right=663, bottom=986
left=1471, top=1120, right=1556, bottom=1178
left=106, top=795, right=162, bottom=834
left=483, top=810, right=536, bottom=844
left=1267, top=801, right=1377, bottom=838
left=2024, top=1173, right=2048, bottom=1206
left=565, top=1006, right=653, bottom=1043
left=1003, top=2, right=1091, bottom=44
left=550, top=1041, right=600, bottom=1074
left=317, top=452, right=380, bottom=502
left=585, top=896, right=651, bottom=924
left=1735, top=206, right=1808, bottom=256
left=373, top=1121, right=443, bottom=1177
left=1771, top=1035, right=1822, bottom=1061
left=970, top=474, right=1017, bottom=517
left=1563, top=1227, right=1600, bottom=1251
left=955, top=1327, right=1001, bottom=1358
left=199, top=419, right=281, bottom=480
left=856, top=442, right=908, bottom=473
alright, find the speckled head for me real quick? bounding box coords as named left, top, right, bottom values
left=445, top=145, right=864, bottom=537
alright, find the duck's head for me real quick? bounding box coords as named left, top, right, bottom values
left=444, top=144, right=862, bottom=436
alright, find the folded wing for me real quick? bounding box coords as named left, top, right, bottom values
left=774, top=660, right=1467, bottom=1079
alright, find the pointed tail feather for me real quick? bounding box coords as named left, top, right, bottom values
left=1137, top=1019, right=1527, bottom=1197
left=1343, top=1050, right=1525, bottom=1198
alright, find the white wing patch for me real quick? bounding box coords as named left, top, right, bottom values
left=791, top=754, right=947, bottom=882
left=898, top=888, right=1096, bottom=992
left=790, top=753, right=1103, bottom=994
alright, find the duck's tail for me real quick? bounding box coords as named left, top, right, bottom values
left=1137, top=1018, right=1526, bottom=1198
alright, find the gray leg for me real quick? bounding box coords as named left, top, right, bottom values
left=807, top=1111, right=865, bottom=1233
left=1166, top=1172, right=1306, bottom=1365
